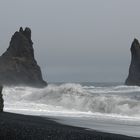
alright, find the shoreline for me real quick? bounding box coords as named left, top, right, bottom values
left=0, top=112, right=139, bottom=140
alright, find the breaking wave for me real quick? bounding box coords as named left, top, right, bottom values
left=3, top=83, right=140, bottom=117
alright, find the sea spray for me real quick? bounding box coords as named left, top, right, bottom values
left=3, top=83, right=140, bottom=117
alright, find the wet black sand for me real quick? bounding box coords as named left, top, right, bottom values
left=0, top=112, right=139, bottom=140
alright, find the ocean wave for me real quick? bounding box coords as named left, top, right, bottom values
left=3, top=83, right=140, bottom=117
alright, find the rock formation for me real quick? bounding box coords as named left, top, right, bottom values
left=125, top=38, right=140, bottom=86
left=0, top=86, right=3, bottom=112
left=0, top=27, right=47, bottom=87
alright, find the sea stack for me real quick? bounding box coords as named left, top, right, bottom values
left=0, top=86, right=3, bottom=112
left=0, top=27, right=47, bottom=87
left=125, top=38, right=140, bottom=86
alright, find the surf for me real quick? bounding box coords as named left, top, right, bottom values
left=3, top=83, right=140, bottom=117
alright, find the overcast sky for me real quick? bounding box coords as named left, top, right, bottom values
left=0, top=0, right=140, bottom=82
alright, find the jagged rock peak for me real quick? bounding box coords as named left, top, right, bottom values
left=125, top=38, right=140, bottom=86
left=131, top=38, right=140, bottom=50
left=0, top=27, right=47, bottom=87
left=22, top=27, right=32, bottom=45
left=2, top=27, right=34, bottom=58
left=133, top=38, right=139, bottom=44
left=19, top=27, right=31, bottom=38
left=19, top=27, right=24, bottom=33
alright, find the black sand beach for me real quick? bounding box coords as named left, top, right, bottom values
left=0, top=112, right=139, bottom=140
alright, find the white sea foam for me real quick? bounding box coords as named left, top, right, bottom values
left=3, top=83, right=140, bottom=117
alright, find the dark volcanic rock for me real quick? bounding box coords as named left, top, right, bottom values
left=0, top=27, right=47, bottom=87
left=125, top=38, right=140, bottom=86
left=0, top=86, right=3, bottom=112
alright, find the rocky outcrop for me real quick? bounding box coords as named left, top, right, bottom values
left=0, top=27, right=47, bottom=87
left=0, top=86, right=3, bottom=112
left=125, top=38, right=140, bottom=86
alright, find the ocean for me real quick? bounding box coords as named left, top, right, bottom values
left=3, top=82, right=140, bottom=137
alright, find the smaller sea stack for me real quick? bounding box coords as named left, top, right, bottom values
left=125, top=38, right=140, bottom=86
left=0, top=86, right=3, bottom=112
left=0, top=27, right=47, bottom=87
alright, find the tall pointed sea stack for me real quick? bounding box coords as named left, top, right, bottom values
left=125, top=38, right=140, bottom=86
left=0, top=27, right=47, bottom=87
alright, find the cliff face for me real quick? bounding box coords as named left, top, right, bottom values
left=125, top=39, right=140, bottom=86
left=0, top=86, right=3, bottom=112
left=0, top=27, right=47, bottom=87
